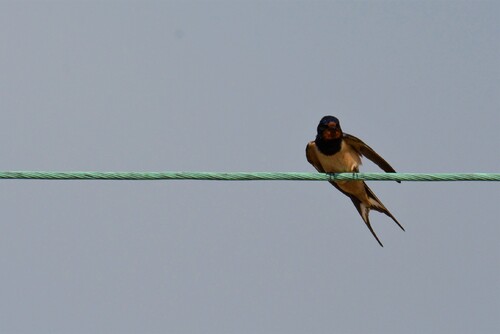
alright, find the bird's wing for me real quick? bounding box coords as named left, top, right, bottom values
left=305, top=141, right=326, bottom=173
left=343, top=133, right=397, bottom=173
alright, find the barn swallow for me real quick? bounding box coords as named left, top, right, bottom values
left=305, top=115, right=404, bottom=247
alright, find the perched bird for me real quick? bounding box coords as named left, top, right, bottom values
left=305, top=115, right=404, bottom=246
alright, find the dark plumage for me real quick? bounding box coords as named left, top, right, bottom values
left=315, top=116, right=343, bottom=155
left=306, top=115, right=403, bottom=246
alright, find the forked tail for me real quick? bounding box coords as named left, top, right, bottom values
left=348, top=183, right=404, bottom=247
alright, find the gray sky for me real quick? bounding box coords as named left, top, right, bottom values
left=0, top=1, right=499, bottom=333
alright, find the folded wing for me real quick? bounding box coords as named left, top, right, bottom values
left=343, top=134, right=399, bottom=180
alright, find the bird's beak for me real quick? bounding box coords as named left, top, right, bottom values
left=323, top=125, right=341, bottom=140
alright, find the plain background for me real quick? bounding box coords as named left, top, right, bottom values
left=0, top=1, right=498, bottom=333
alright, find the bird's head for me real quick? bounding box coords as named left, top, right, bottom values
left=316, top=115, right=343, bottom=141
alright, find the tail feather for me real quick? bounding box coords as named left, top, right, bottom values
left=350, top=199, right=384, bottom=247
left=329, top=181, right=403, bottom=246
left=363, top=184, right=405, bottom=231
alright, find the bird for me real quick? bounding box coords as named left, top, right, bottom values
left=305, top=115, right=404, bottom=247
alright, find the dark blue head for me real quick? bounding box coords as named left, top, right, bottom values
left=316, top=115, right=342, bottom=140
left=314, top=116, right=343, bottom=155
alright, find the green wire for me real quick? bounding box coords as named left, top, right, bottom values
left=0, top=171, right=498, bottom=181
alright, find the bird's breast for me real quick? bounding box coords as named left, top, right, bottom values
left=316, top=141, right=361, bottom=173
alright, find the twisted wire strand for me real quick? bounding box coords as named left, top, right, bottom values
left=0, top=171, right=498, bottom=181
